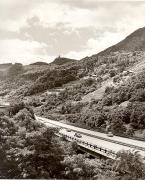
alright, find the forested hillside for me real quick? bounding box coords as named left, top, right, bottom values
left=0, top=103, right=144, bottom=179
left=97, top=27, right=145, bottom=56
left=0, top=27, right=145, bottom=139
left=51, top=56, right=76, bottom=65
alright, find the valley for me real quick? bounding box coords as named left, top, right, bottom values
left=1, top=27, right=145, bottom=179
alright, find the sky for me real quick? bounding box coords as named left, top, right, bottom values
left=0, top=0, right=145, bottom=64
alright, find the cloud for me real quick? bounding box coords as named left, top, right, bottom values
left=65, top=31, right=125, bottom=59
left=19, top=16, right=102, bottom=56
left=0, top=0, right=34, bottom=31
left=0, top=0, right=145, bottom=64
left=0, top=39, right=49, bottom=64
left=56, top=0, right=145, bottom=10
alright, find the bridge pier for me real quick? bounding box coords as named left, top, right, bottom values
left=79, top=146, right=108, bottom=160
left=58, top=132, right=117, bottom=160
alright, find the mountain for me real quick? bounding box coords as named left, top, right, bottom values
left=51, top=56, right=76, bottom=65
left=1, top=27, right=145, bottom=138
left=97, top=27, right=145, bottom=56
left=30, top=61, right=49, bottom=66
left=0, top=63, right=12, bottom=69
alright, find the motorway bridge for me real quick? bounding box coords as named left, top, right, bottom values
left=2, top=101, right=144, bottom=159
left=36, top=116, right=145, bottom=160
left=0, top=102, right=10, bottom=112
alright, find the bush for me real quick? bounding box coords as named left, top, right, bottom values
left=109, top=69, right=116, bottom=77
left=113, top=150, right=145, bottom=179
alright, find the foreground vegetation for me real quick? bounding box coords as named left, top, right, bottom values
left=0, top=103, right=145, bottom=179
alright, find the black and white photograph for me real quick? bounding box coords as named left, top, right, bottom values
left=0, top=0, right=145, bottom=179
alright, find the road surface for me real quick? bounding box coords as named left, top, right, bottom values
left=36, top=116, right=145, bottom=158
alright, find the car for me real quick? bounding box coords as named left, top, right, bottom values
left=107, top=132, right=114, bottom=137
left=74, top=132, right=82, bottom=138
left=67, top=129, right=71, bottom=132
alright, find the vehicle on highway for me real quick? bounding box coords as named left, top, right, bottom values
left=74, top=132, right=82, bottom=138
left=67, top=129, right=71, bottom=132
left=107, top=132, right=114, bottom=137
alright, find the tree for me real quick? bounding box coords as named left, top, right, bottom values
left=109, top=69, right=116, bottom=77
left=0, top=103, right=65, bottom=179
left=18, top=128, right=65, bottom=179
left=128, top=102, right=145, bottom=129
left=62, top=154, right=101, bottom=179
left=0, top=116, right=19, bottom=178
left=113, top=150, right=145, bottom=180
left=110, top=119, right=126, bottom=135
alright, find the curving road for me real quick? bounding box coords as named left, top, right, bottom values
left=36, top=116, right=145, bottom=158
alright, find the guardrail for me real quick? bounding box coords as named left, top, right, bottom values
left=76, top=131, right=145, bottom=152
left=38, top=118, right=145, bottom=161
left=38, top=117, right=145, bottom=152
left=58, top=132, right=117, bottom=159
left=0, top=104, right=10, bottom=108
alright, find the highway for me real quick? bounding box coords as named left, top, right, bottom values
left=36, top=116, right=145, bottom=159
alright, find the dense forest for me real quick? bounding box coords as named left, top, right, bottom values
left=0, top=103, right=145, bottom=179
left=0, top=51, right=145, bottom=139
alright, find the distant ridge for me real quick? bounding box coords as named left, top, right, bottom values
left=30, top=61, right=49, bottom=66
left=0, top=63, right=12, bottom=68
left=51, top=56, right=76, bottom=65
left=97, top=27, right=145, bottom=56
